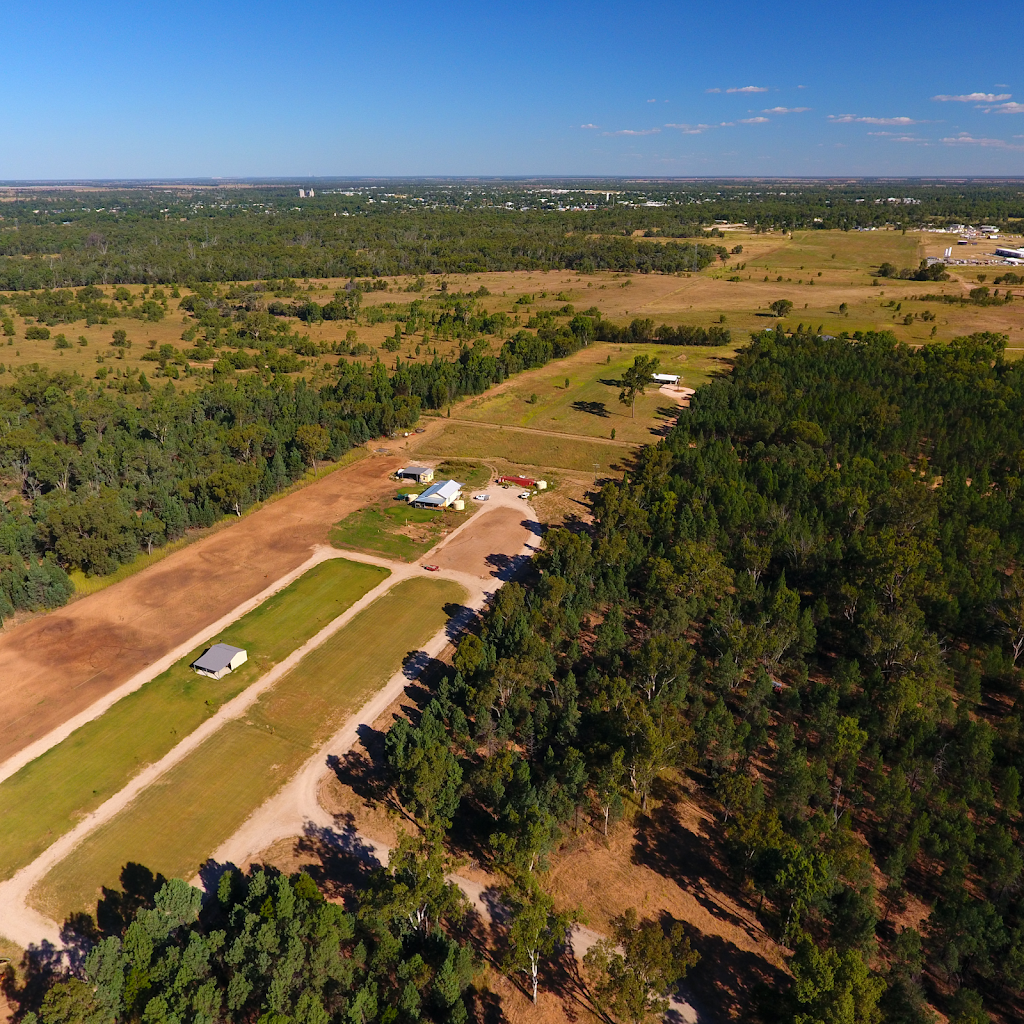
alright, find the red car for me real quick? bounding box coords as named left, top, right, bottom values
left=423, top=564, right=440, bottom=572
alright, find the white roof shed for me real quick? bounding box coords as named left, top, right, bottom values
left=192, top=643, right=248, bottom=679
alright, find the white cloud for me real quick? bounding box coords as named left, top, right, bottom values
left=705, top=87, right=721, bottom=94
left=647, top=99, right=657, bottom=103
left=829, top=114, right=920, bottom=125
left=941, top=132, right=1024, bottom=150
left=739, top=117, right=770, bottom=124
left=763, top=106, right=810, bottom=114
left=665, top=123, right=711, bottom=134
left=868, top=131, right=926, bottom=142
left=726, top=85, right=768, bottom=93
left=602, top=128, right=661, bottom=136
left=932, top=92, right=1011, bottom=102
left=580, top=123, right=599, bottom=129
left=989, top=102, right=1024, bottom=114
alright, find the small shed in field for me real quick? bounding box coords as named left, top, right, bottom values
left=192, top=643, right=248, bottom=680
left=397, top=466, right=435, bottom=484
left=652, top=373, right=680, bottom=385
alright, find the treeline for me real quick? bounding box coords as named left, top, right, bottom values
left=380, top=329, right=1024, bottom=1021
left=0, top=208, right=721, bottom=289
left=2, top=861, right=480, bottom=1024
left=0, top=303, right=725, bottom=615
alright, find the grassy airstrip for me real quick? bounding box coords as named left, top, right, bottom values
left=0, top=558, right=388, bottom=882
left=31, top=576, right=464, bottom=920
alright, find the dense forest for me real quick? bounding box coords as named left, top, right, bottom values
left=0, top=179, right=1021, bottom=289
left=379, top=328, right=1024, bottom=1023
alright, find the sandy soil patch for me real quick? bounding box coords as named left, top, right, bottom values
left=430, top=505, right=537, bottom=580
left=0, top=452, right=406, bottom=765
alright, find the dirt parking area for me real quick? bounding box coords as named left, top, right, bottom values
left=0, top=453, right=405, bottom=766
left=430, top=504, right=538, bottom=580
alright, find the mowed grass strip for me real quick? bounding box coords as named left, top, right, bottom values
left=0, top=558, right=388, bottom=882
left=31, top=576, right=465, bottom=921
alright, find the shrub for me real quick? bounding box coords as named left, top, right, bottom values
left=25, top=325, right=50, bottom=340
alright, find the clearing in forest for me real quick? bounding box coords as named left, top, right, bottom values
left=30, top=576, right=465, bottom=922
left=0, top=559, right=388, bottom=882
left=455, top=340, right=734, bottom=444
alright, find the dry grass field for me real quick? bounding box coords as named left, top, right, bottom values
left=30, top=576, right=465, bottom=921
left=3, top=229, right=1021, bottom=393
left=454, top=340, right=733, bottom=444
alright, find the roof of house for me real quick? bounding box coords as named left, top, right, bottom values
left=652, top=373, right=680, bottom=382
left=193, top=643, right=246, bottom=674
left=399, top=465, right=432, bottom=475
left=414, top=479, right=462, bottom=505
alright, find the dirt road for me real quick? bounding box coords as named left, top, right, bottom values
left=0, top=483, right=538, bottom=949
left=0, top=453, right=403, bottom=766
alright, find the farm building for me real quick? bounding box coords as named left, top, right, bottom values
left=652, top=373, right=680, bottom=385
left=412, top=479, right=463, bottom=509
left=498, top=475, right=547, bottom=490
left=192, top=643, right=248, bottom=680
left=397, top=466, right=435, bottom=484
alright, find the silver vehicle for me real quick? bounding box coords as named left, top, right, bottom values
left=473, top=493, right=490, bottom=501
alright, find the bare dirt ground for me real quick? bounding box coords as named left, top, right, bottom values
left=430, top=504, right=538, bottom=579
left=0, top=452, right=406, bottom=765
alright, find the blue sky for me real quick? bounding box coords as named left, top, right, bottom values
left=2, top=0, right=1022, bottom=178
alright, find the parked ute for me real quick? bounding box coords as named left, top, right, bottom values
left=423, top=564, right=440, bottom=572
left=473, top=494, right=490, bottom=501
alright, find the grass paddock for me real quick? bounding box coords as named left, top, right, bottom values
left=0, top=558, right=388, bottom=882
left=31, top=576, right=465, bottom=921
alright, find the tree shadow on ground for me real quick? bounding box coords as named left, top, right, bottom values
left=293, top=816, right=381, bottom=907
left=520, top=518, right=545, bottom=538
left=571, top=400, right=610, bottom=418
left=631, top=782, right=788, bottom=1019
left=442, top=601, right=482, bottom=642
left=485, top=551, right=533, bottom=581
left=1, top=940, right=66, bottom=1018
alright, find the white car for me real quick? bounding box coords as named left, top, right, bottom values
left=518, top=491, right=531, bottom=499
left=473, top=493, right=490, bottom=501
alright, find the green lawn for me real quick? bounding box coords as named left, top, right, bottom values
left=455, top=341, right=733, bottom=445
left=330, top=501, right=471, bottom=561
left=0, top=558, right=389, bottom=883
left=434, top=459, right=491, bottom=489
left=32, top=576, right=465, bottom=921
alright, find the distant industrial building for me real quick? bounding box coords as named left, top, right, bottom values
left=397, top=466, right=435, bottom=484
left=411, top=479, right=463, bottom=509
left=996, top=247, right=1024, bottom=260
left=192, top=643, right=247, bottom=680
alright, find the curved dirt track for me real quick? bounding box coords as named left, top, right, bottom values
left=0, top=453, right=404, bottom=765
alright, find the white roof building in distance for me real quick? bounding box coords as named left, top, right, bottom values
left=995, top=247, right=1024, bottom=260
left=192, top=643, right=248, bottom=679
left=652, top=373, right=680, bottom=385
left=412, top=479, right=462, bottom=508
left=397, top=465, right=435, bottom=483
